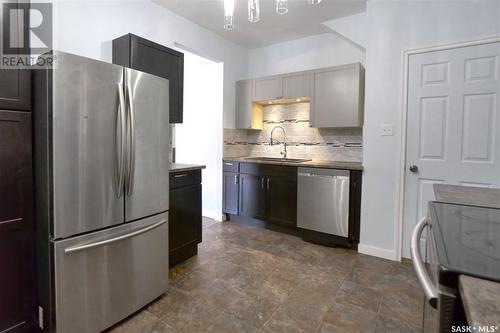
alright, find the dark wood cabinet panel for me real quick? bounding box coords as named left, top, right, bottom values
left=0, top=0, right=31, bottom=111
left=0, top=70, right=31, bottom=111
left=169, top=170, right=202, bottom=267
left=112, top=34, right=184, bottom=123
left=0, top=110, right=35, bottom=332
left=223, top=172, right=239, bottom=215
left=238, top=174, right=266, bottom=220
left=266, top=176, right=297, bottom=227
left=237, top=163, right=297, bottom=226
left=348, top=170, right=362, bottom=245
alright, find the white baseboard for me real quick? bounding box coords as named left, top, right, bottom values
left=202, top=210, right=225, bottom=222
left=357, top=243, right=398, bottom=261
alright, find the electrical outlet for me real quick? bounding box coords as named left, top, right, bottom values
left=380, top=124, right=394, bottom=136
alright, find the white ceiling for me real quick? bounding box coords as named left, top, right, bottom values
left=154, top=0, right=367, bottom=48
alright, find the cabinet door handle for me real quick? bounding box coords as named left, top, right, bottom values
left=261, top=177, right=264, bottom=189
left=173, top=173, right=188, bottom=178
left=225, top=162, right=234, bottom=166
left=234, top=175, right=238, bottom=185
left=267, top=177, right=270, bottom=190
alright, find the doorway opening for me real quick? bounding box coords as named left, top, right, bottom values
left=174, top=49, right=224, bottom=221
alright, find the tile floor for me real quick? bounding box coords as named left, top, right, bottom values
left=107, top=218, right=423, bottom=333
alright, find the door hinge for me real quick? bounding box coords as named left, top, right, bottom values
left=38, top=306, right=44, bottom=330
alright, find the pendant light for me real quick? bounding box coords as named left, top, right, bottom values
left=307, top=0, right=322, bottom=4
left=276, top=0, right=288, bottom=14
left=248, top=0, right=260, bottom=23
left=224, top=0, right=235, bottom=30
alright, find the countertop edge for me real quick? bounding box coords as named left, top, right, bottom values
left=459, top=274, right=500, bottom=327
left=223, top=158, right=363, bottom=171
left=169, top=163, right=206, bottom=173
left=433, top=184, right=500, bottom=209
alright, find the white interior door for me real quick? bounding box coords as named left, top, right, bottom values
left=403, top=41, right=500, bottom=258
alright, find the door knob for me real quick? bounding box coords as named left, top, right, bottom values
left=409, top=165, right=418, bottom=173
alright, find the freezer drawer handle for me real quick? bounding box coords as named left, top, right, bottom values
left=410, top=215, right=438, bottom=308
left=64, top=219, right=167, bottom=255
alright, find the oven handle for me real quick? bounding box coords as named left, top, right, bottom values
left=411, top=215, right=438, bottom=309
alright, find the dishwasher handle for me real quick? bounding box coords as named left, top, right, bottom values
left=298, top=172, right=339, bottom=179
left=298, top=172, right=344, bottom=180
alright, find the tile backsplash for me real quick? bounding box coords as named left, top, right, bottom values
left=224, top=103, right=363, bottom=161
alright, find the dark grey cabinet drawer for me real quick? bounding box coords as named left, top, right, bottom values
left=170, top=170, right=201, bottom=189
left=223, top=161, right=239, bottom=172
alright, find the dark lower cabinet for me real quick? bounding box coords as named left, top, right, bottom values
left=266, top=176, right=297, bottom=227
left=238, top=173, right=266, bottom=220
left=169, top=170, right=202, bottom=267
left=0, top=110, right=36, bottom=332
left=112, top=33, right=184, bottom=123
left=223, top=160, right=362, bottom=247
left=223, top=172, right=239, bottom=215
left=229, top=162, right=298, bottom=227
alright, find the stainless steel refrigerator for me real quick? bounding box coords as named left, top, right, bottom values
left=33, top=52, right=170, bottom=333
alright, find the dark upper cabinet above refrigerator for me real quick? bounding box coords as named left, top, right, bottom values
left=112, top=33, right=184, bottom=123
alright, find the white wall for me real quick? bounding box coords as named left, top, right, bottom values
left=52, top=0, right=247, bottom=128
left=175, top=52, right=224, bottom=221
left=322, top=12, right=367, bottom=49
left=247, top=32, right=365, bottom=78
left=359, top=0, right=500, bottom=260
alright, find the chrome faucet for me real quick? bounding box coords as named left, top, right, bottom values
left=270, top=126, right=288, bottom=159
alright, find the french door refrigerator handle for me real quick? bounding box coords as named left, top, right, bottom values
left=64, top=219, right=167, bottom=254
left=411, top=215, right=438, bottom=308
left=125, top=71, right=136, bottom=196
left=116, top=80, right=126, bottom=197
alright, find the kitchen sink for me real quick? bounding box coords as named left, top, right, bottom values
left=245, top=157, right=311, bottom=163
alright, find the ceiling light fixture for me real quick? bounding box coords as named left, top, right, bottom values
left=307, top=0, right=322, bottom=4
left=224, top=0, right=235, bottom=30
left=248, top=0, right=260, bottom=23
left=276, top=0, right=288, bottom=14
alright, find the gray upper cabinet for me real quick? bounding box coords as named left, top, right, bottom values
left=282, top=71, right=310, bottom=99
left=236, top=79, right=262, bottom=130
left=254, top=76, right=282, bottom=101
left=310, top=63, right=364, bottom=128
left=235, top=64, right=364, bottom=130
left=254, top=72, right=310, bottom=101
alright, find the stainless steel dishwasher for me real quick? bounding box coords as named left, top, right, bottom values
left=297, top=168, right=350, bottom=240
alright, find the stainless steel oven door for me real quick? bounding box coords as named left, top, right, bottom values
left=53, top=213, right=168, bottom=333
left=413, top=216, right=458, bottom=333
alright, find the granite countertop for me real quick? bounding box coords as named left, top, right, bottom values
left=170, top=163, right=206, bottom=173
left=434, top=184, right=500, bottom=208
left=223, top=157, right=363, bottom=171
left=459, top=275, right=500, bottom=327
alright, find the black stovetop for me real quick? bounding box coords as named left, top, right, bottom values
left=429, top=201, right=500, bottom=284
